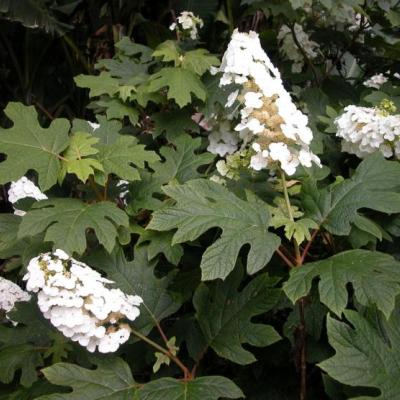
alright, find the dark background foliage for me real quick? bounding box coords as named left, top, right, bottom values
left=0, top=0, right=228, bottom=119
left=1, top=1, right=400, bottom=399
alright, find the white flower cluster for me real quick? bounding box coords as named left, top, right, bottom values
left=277, top=23, right=319, bottom=73
left=24, top=250, right=143, bottom=353
left=335, top=104, right=400, bottom=159
left=8, top=177, right=47, bottom=216
left=363, top=73, right=388, bottom=89
left=214, top=29, right=320, bottom=176
left=0, top=277, right=30, bottom=316
left=169, top=11, right=204, bottom=40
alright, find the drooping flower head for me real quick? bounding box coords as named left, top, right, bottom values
left=24, top=250, right=143, bottom=353
left=211, top=29, right=320, bottom=176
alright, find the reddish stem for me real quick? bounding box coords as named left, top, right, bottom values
left=33, top=101, right=54, bottom=120
left=300, top=229, right=319, bottom=264
left=299, top=299, right=307, bottom=400
left=276, top=247, right=295, bottom=268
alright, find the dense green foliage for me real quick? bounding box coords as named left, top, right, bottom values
left=1, top=1, right=400, bottom=399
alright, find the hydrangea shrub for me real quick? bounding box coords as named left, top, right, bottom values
left=1, top=2, right=400, bottom=399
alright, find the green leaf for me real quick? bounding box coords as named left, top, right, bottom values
left=0, top=102, right=70, bottom=190
left=148, top=180, right=280, bottom=280
left=87, top=246, right=181, bottom=335
left=128, top=135, right=213, bottom=213
left=18, top=199, right=128, bottom=254
left=152, top=110, right=199, bottom=140
left=0, top=301, right=72, bottom=379
left=270, top=200, right=317, bottom=244
left=92, top=121, right=122, bottom=145
left=283, top=250, right=400, bottom=318
left=286, top=218, right=319, bottom=245
left=135, top=228, right=184, bottom=265
left=97, top=98, right=139, bottom=125
left=74, top=72, right=120, bottom=97
left=387, top=10, right=400, bottom=26
left=115, top=37, right=153, bottom=62
left=37, top=358, right=138, bottom=399
left=1, top=380, right=65, bottom=400
left=303, top=154, right=400, bottom=235
left=153, top=337, right=178, bottom=373
left=95, top=136, right=159, bottom=183
left=60, top=132, right=103, bottom=182
left=148, top=68, right=207, bottom=108
left=96, top=55, right=149, bottom=84
left=1, top=300, right=56, bottom=345
left=140, top=376, right=244, bottom=400
left=0, top=344, right=43, bottom=387
left=352, top=214, right=382, bottom=240
left=319, top=309, right=400, bottom=399
left=193, top=266, right=281, bottom=365
left=71, top=115, right=122, bottom=145
left=284, top=292, right=328, bottom=343
left=181, top=49, right=220, bottom=76
left=153, top=352, right=171, bottom=374
left=64, top=132, right=99, bottom=157
left=0, top=214, right=29, bottom=259
left=43, top=332, right=73, bottom=364
left=0, top=0, right=72, bottom=34
left=156, top=136, right=214, bottom=183
left=153, top=40, right=181, bottom=64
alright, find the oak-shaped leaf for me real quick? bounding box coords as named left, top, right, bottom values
left=148, top=180, right=280, bottom=280
left=0, top=214, right=30, bottom=259
left=95, top=136, right=159, bottom=183
left=128, top=134, right=213, bottom=213
left=86, top=246, right=181, bottom=335
left=283, top=249, right=400, bottom=319
left=74, top=71, right=120, bottom=97
left=148, top=67, right=206, bottom=108
left=36, top=358, right=138, bottom=399
left=302, top=153, right=400, bottom=235
left=151, top=110, right=199, bottom=140
left=114, top=37, right=153, bottom=62
left=181, top=49, right=220, bottom=76
left=139, top=376, right=244, bottom=400
left=0, top=344, right=43, bottom=388
left=1, top=380, right=64, bottom=399
left=18, top=199, right=128, bottom=255
left=96, top=98, right=139, bottom=125
left=0, top=215, right=50, bottom=265
left=0, top=102, right=70, bottom=190
left=72, top=116, right=122, bottom=145
left=134, top=227, right=183, bottom=265
left=152, top=40, right=181, bottom=64
left=0, top=302, right=61, bottom=388
left=193, top=266, right=281, bottom=365
left=59, top=132, right=103, bottom=183
left=319, top=308, right=400, bottom=399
